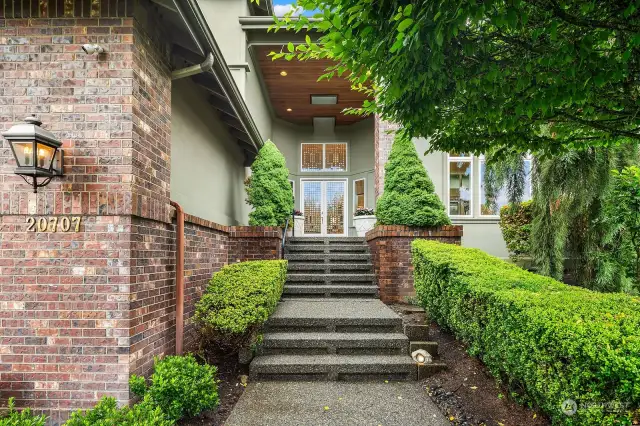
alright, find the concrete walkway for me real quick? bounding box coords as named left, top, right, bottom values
left=225, top=381, right=449, bottom=426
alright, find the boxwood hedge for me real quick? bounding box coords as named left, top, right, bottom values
left=412, top=240, right=640, bottom=425
left=194, top=260, right=287, bottom=351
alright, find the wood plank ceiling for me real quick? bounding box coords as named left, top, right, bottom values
left=256, top=45, right=371, bottom=126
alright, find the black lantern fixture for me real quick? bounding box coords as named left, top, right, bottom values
left=3, top=116, right=64, bottom=193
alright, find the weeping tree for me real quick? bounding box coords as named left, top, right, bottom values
left=484, top=144, right=639, bottom=293
left=245, top=141, right=294, bottom=226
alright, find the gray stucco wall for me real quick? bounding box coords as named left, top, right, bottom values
left=272, top=117, right=375, bottom=235
left=170, top=78, right=250, bottom=226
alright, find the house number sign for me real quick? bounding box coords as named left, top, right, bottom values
left=26, top=216, right=82, bottom=233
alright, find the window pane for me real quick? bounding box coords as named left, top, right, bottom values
left=302, top=144, right=324, bottom=171
left=449, top=160, right=471, bottom=215
left=356, top=194, right=365, bottom=209
left=479, top=160, right=508, bottom=215
left=355, top=179, right=364, bottom=195
left=325, top=143, right=346, bottom=171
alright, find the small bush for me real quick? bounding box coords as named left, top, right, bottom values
left=129, top=355, right=218, bottom=421
left=376, top=134, right=450, bottom=227
left=0, top=398, right=47, bottom=426
left=499, top=200, right=533, bottom=261
left=245, top=141, right=294, bottom=226
left=64, top=396, right=172, bottom=426
left=194, top=260, right=287, bottom=351
left=412, top=240, right=640, bottom=425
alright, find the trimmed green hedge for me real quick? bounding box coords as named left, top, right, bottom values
left=412, top=240, right=640, bottom=425
left=194, top=260, right=287, bottom=351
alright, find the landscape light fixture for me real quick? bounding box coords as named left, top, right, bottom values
left=82, top=43, right=106, bottom=55
left=3, top=116, right=64, bottom=193
left=411, top=349, right=432, bottom=365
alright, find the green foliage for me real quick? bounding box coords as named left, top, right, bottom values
left=376, top=134, right=450, bottom=227
left=269, top=0, right=640, bottom=153
left=128, top=355, right=219, bottom=421
left=412, top=240, right=640, bottom=425
left=0, top=398, right=47, bottom=426
left=194, top=260, right=287, bottom=351
left=64, top=397, right=173, bottom=426
left=610, top=166, right=640, bottom=288
left=499, top=201, right=533, bottom=262
left=246, top=141, right=293, bottom=226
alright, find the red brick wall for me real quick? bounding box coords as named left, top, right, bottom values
left=366, top=225, right=463, bottom=303
left=228, top=226, right=282, bottom=263
left=373, top=116, right=399, bottom=200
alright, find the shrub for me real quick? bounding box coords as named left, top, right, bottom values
left=376, top=134, right=450, bottom=227
left=610, top=166, right=640, bottom=288
left=354, top=208, right=375, bottom=217
left=499, top=200, right=533, bottom=261
left=64, top=396, right=172, bottom=426
left=245, top=141, right=294, bottom=226
left=194, top=260, right=287, bottom=351
left=0, top=398, right=47, bottom=426
left=412, top=240, right=640, bottom=425
left=129, top=355, right=218, bottom=421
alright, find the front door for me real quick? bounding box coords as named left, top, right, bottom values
left=301, top=180, right=347, bottom=236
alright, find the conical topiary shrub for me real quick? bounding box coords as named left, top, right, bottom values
left=376, top=134, right=451, bottom=227
left=246, top=140, right=294, bottom=226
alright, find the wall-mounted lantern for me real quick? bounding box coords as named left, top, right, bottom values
left=2, top=116, right=64, bottom=193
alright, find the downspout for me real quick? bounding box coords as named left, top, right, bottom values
left=172, top=52, right=214, bottom=80
left=171, top=200, right=185, bottom=355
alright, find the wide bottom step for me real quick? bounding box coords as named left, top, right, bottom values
left=249, top=354, right=416, bottom=381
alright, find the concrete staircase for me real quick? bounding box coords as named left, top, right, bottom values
left=249, top=237, right=417, bottom=381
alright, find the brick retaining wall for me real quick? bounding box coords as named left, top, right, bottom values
left=366, top=225, right=463, bottom=303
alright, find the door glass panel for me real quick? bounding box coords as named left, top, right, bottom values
left=303, top=181, right=322, bottom=234
left=326, top=181, right=345, bottom=235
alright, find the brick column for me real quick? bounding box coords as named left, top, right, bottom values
left=373, top=116, right=399, bottom=200
left=0, top=11, right=172, bottom=423
left=366, top=225, right=463, bottom=303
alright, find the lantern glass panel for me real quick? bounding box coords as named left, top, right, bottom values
left=35, top=142, right=55, bottom=170
left=12, top=141, right=35, bottom=167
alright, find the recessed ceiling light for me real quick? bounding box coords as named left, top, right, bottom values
left=280, top=71, right=288, bottom=76
left=311, top=95, right=338, bottom=105
left=286, top=108, right=292, bottom=112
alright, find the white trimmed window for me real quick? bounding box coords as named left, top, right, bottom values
left=447, top=153, right=473, bottom=216
left=301, top=143, right=347, bottom=172
left=479, top=154, right=533, bottom=216
left=354, top=178, right=365, bottom=210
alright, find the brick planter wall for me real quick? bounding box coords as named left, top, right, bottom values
left=228, top=226, right=283, bottom=263
left=366, top=225, right=463, bottom=303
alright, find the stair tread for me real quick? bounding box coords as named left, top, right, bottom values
left=252, top=354, right=414, bottom=366
left=263, top=332, right=408, bottom=342
left=270, top=299, right=399, bottom=321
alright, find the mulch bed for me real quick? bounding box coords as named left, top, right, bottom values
left=392, top=304, right=550, bottom=426
left=180, top=353, right=248, bottom=426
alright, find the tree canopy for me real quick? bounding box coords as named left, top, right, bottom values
left=271, top=0, right=640, bottom=154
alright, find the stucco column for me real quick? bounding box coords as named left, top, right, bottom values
left=373, top=116, right=400, bottom=200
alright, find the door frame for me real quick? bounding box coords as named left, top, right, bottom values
left=300, top=178, right=349, bottom=237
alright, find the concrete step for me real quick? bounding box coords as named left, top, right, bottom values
left=288, top=237, right=366, bottom=245
left=260, top=332, right=408, bottom=356
left=286, top=273, right=375, bottom=284
left=265, top=299, right=403, bottom=333
left=285, top=253, right=371, bottom=264
left=287, top=263, right=373, bottom=274
left=249, top=354, right=416, bottom=381
left=283, top=284, right=378, bottom=298
left=285, top=244, right=369, bottom=254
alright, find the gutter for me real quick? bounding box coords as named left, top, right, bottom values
left=239, top=16, right=321, bottom=30
left=174, top=0, right=264, bottom=152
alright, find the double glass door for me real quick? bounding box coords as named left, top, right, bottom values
left=301, top=180, right=347, bottom=236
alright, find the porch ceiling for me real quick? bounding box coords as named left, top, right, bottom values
left=255, top=45, right=371, bottom=126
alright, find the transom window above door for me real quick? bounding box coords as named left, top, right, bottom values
left=301, top=143, right=347, bottom=172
